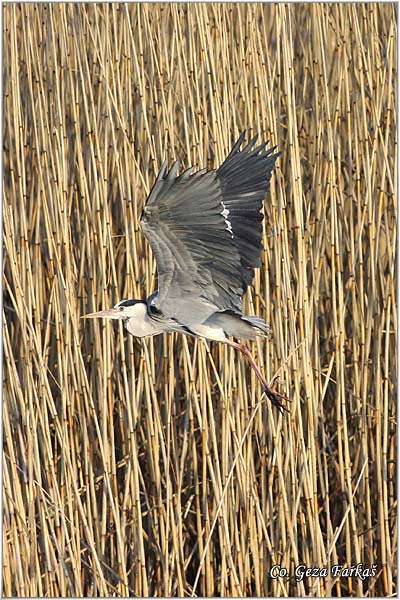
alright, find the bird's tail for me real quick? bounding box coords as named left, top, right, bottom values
left=241, top=315, right=271, bottom=336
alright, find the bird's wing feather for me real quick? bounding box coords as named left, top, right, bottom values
left=216, top=132, right=281, bottom=290
left=141, top=166, right=243, bottom=324
left=140, top=133, right=280, bottom=326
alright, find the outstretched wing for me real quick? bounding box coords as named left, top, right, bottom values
left=140, top=133, right=280, bottom=326
left=217, top=133, right=281, bottom=290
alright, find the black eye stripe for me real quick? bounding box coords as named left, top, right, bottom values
left=117, top=299, right=145, bottom=308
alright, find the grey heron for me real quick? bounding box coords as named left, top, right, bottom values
left=83, top=132, right=287, bottom=412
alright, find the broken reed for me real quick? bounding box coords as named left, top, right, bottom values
left=3, top=3, right=397, bottom=597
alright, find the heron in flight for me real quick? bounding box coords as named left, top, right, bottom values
left=83, top=132, right=287, bottom=412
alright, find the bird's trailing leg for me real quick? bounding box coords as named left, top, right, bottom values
left=228, top=340, right=288, bottom=413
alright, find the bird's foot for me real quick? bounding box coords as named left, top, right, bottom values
left=263, top=383, right=289, bottom=414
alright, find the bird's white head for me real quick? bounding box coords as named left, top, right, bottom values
left=82, top=299, right=162, bottom=338
left=82, top=299, right=147, bottom=321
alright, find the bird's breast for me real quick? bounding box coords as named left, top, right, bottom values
left=125, top=310, right=164, bottom=338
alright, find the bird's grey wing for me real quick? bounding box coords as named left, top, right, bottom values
left=140, top=133, right=281, bottom=327
left=140, top=162, right=244, bottom=325
left=216, top=132, right=281, bottom=291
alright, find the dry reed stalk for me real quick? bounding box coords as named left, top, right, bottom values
left=3, top=3, right=397, bottom=597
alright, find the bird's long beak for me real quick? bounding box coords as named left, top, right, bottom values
left=81, top=308, right=120, bottom=319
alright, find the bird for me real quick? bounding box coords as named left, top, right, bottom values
left=83, top=132, right=287, bottom=412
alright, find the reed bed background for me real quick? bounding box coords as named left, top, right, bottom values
left=3, top=3, right=397, bottom=597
